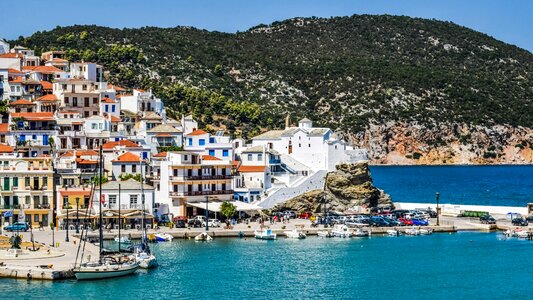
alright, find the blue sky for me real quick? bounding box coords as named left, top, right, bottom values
left=1, top=0, right=531, bottom=52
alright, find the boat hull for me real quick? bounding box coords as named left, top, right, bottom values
left=74, top=264, right=139, bottom=280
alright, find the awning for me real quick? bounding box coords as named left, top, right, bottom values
left=187, top=201, right=260, bottom=212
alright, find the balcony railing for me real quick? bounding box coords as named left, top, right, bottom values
left=170, top=190, right=234, bottom=197
left=172, top=175, right=233, bottom=181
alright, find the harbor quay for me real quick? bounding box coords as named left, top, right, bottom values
left=2, top=202, right=531, bottom=281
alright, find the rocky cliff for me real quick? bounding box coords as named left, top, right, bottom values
left=352, top=122, right=533, bottom=165
left=274, top=162, right=393, bottom=214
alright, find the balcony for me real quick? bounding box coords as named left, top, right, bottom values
left=269, top=159, right=281, bottom=164
left=170, top=190, right=234, bottom=197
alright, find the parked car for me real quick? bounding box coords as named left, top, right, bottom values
left=173, top=217, right=187, bottom=228
left=479, top=214, right=496, bottom=224
left=188, top=216, right=206, bottom=228
left=412, top=219, right=429, bottom=226
left=283, top=211, right=297, bottom=219
left=298, top=212, right=312, bottom=219
left=398, top=218, right=413, bottom=226
left=202, top=219, right=221, bottom=227
left=512, top=217, right=528, bottom=226
left=391, top=210, right=410, bottom=219
left=370, top=216, right=391, bottom=227
left=526, top=215, right=533, bottom=222
left=3, top=222, right=30, bottom=232
left=383, top=217, right=403, bottom=226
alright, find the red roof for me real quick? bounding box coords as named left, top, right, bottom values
left=36, top=94, right=58, bottom=101
left=22, top=65, right=64, bottom=74
left=0, top=124, right=9, bottom=132
left=232, top=160, right=240, bottom=167
left=107, top=84, right=125, bottom=91
left=9, top=77, right=23, bottom=83
left=40, top=81, right=53, bottom=90
left=0, top=53, right=21, bottom=59
left=102, top=140, right=140, bottom=150
left=202, top=155, right=221, bottom=161
left=154, top=152, right=167, bottom=158
left=134, top=88, right=145, bottom=93
left=7, top=68, right=24, bottom=74
left=77, top=159, right=97, bottom=165
left=60, top=190, right=91, bottom=196
left=11, top=112, right=54, bottom=121
left=101, top=97, right=116, bottom=103
left=0, top=144, right=14, bottom=153
left=9, top=98, right=35, bottom=106
left=112, top=152, right=141, bottom=163
left=238, top=165, right=266, bottom=173
left=49, top=58, right=68, bottom=63
left=187, top=129, right=208, bottom=136
left=110, top=116, right=121, bottom=123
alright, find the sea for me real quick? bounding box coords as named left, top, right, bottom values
left=2, top=165, right=533, bottom=299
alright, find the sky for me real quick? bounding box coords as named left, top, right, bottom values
left=1, top=0, right=531, bottom=52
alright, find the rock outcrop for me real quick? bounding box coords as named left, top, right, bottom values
left=274, top=162, right=393, bottom=214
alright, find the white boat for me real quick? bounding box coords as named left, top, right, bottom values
left=515, top=230, right=529, bottom=239
left=284, top=229, right=306, bottom=239
left=317, top=230, right=332, bottom=238
left=255, top=229, right=277, bottom=240
left=420, top=228, right=433, bottom=235
left=154, top=233, right=173, bottom=242
left=404, top=227, right=420, bottom=236
left=353, top=228, right=371, bottom=237
left=194, top=232, right=213, bottom=241
left=387, top=229, right=400, bottom=236
left=129, top=244, right=158, bottom=269
left=331, top=225, right=352, bottom=238
left=74, top=258, right=140, bottom=280
left=114, top=236, right=132, bottom=244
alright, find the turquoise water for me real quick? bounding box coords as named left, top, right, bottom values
left=2, top=232, right=533, bottom=299
left=370, top=165, right=533, bottom=206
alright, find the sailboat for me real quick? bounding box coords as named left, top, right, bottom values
left=74, top=146, right=140, bottom=280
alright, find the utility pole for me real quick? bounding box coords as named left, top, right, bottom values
left=205, top=196, right=209, bottom=231
left=436, top=192, right=440, bottom=226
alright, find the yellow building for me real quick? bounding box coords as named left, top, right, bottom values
left=0, top=153, right=54, bottom=227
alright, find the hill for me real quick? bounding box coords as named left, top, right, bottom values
left=10, top=15, right=533, bottom=164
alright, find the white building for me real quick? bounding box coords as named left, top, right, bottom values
left=119, top=89, right=164, bottom=115
left=93, top=179, right=155, bottom=214
left=184, top=129, right=234, bottom=161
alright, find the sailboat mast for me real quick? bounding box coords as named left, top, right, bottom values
left=98, top=145, right=103, bottom=262
left=118, top=183, right=121, bottom=252
left=140, top=160, right=145, bottom=235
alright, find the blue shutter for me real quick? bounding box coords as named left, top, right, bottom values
left=209, top=149, right=215, bottom=156
left=223, top=150, right=229, bottom=157
left=43, top=135, right=49, bottom=145
left=209, top=137, right=215, bottom=143
left=188, top=138, right=192, bottom=146
left=142, top=152, right=148, bottom=159
left=105, top=105, right=109, bottom=112
left=111, top=105, right=116, bottom=112
left=199, top=139, right=205, bottom=146
left=19, top=135, right=25, bottom=142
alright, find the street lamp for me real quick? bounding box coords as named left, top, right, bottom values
left=205, top=196, right=209, bottom=231
left=436, top=192, right=440, bottom=226
left=65, top=200, right=69, bottom=242
left=75, top=197, right=80, bottom=234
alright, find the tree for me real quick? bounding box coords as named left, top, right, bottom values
left=220, top=201, right=236, bottom=220
left=92, top=175, right=108, bottom=184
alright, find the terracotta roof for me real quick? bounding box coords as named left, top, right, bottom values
left=36, top=94, right=58, bottom=101
left=116, top=94, right=133, bottom=98
left=60, top=151, right=75, bottom=158
left=101, top=97, right=116, bottom=103
left=202, top=155, right=221, bottom=161
left=50, top=58, right=68, bottom=63
left=186, top=129, right=208, bottom=136
left=147, top=124, right=182, bottom=134
left=154, top=152, right=167, bottom=158
left=0, top=144, right=14, bottom=153
left=7, top=68, right=24, bottom=74
left=77, top=159, right=97, bottom=165
left=112, top=152, right=141, bottom=163
left=238, top=165, right=266, bottom=173
left=40, top=81, right=53, bottom=90
left=102, top=140, right=140, bottom=150
left=0, top=124, right=9, bottom=132
left=9, top=77, right=23, bottom=83
left=107, top=84, right=125, bottom=91
left=232, top=160, right=240, bottom=167
left=22, top=65, right=64, bottom=73
left=76, top=150, right=99, bottom=156
left=0, top=53, right=21, bottom=58
left=134, top=88, right=145, bottom=93
left=9, top=98, right=35, bottom=106
left=110, top=116, right=121, bottom=123
left=60, top=190, right=91, bottom=196
left=11, top=112, right=54, bottom=121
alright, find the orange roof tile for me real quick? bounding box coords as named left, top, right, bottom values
left=202, top=155, right=221, bottom=161
left=0, top=124, right=9, bottom=132
left=7, top=68, right=24, bottom=74
left=107, top=84, right=125, bottom=91
left=40, top=81, right=53, bottom=90
left=231, top=160, right=240, bottom=167
left=77, top=159, right=97, bottom=165
left=101, top=97, right=116, bottom=103
left=11, top=112, right=54, bottom=121
left=60, top=190, right=91, bottom=196
left=110, top=116, right=121, bottom=123
left=36, top=94, right=58, bottom=101
left=102, top=140, right=140, bottom=150
left=238, top=165, right=266, bottom=173
left=154, top=152, right=167, bottom=158
left=9, top=77, right=23, bottom=83
left=50, top=58, right=68, bottom=63
left=0, top=53, right=21, bottom=59
left=76, top=150, right=98, bottom=157
left=112, top=152, right=141, bottom=163
left=187, top=129, right=208, bottom=136
left=22, top=65, right=65, bottom=73
left=134, top=88, right=145, bottom=92
left=9, top=98, right=35, bottom=106
left=0, top=144, right=14, bottom=153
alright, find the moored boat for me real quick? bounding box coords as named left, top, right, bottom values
left=284, top=229, right=306, bottom=239
left=194, top=232, right=213, bottom=241
left=114, top=235, right=132, bottom=244
left=154, top=233, right=173, bottom=242
left=404, top=227, right=420, bottom=236
left=353, top=228, right=371, bottom=237
left=255, top=229, right=277, bottom=240
left=317, top=230, right=332, bottom=238
left=387, top=229, right=400, bottom=236
left=331, top=224, right=352, bottom=238
left=74, top=257, right=140, bottom=280
left=420, top=228, right=433, bottom=235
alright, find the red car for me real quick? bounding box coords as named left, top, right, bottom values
left=298, top=212, right=312, bottom=219
left=398, top=218, right=413, bottom=226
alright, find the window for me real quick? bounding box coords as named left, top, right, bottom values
left=13, top=177, right=18, bottom=187
left=63, top=196, right=68, bottom=208
left=3, top=177, right=10, bottom=191
left=209, top=149, right=215, bottom=156
left=188, top=138, right=192, bottom=146
left=34, top=214, right=39, bottom=223
left=105, top=105, right=109, bottom=112
left=132, top=165, right=137, bottom=173
left=199, top=139, right=205, bottom=146
left=32, top=134, right=37, bottom=140
left=209, top=137, right=215, bottom=143
left=91, top=123, right=98, bottom=130
left=25, top=177, right=30, bottom=187
left=247, top=154, right=252, bottom=161
left=222, top=150, right=229, bottom=157
left=62, top=84, right=67, bottom=90
left=93, top=98, right=98, bottom=104
left=84, top=97, right=89, bottom=107
left=84, top=111, right=89, bottom=118
left=109, top=195, right=117, bottom=207
left=0, top=75, right=3, bottom=82
left=99, top=123, right=102, bottom=129
left=43, top=177, right=48, bottom=187
left=121, top=165, right=126, bottom=173
left=43, top=195, right=48, bottom=204
left=130, top=195, right=138, bottom=206
left=258, top=154, right=263, bottom=161
left=73, top=97, right=78, bottom=106
left=309, top=144, right=311, bottom=148
left=111, top=105, right=115, bottom=112
left=64, top=97, right=69, bottom=104
left=82, top=84, right=87, bottom=91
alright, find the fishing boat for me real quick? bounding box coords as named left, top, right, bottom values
left=74, top=146, right=140, bottom=280
left=284, top=229, right=306, bottom=239
left=420, top=228, right=433, bottom=235
left=331, top=224, right=352, bottom=238
left=387, top=229, right=400, bottom=236
left=404, top=227, right=420, bottom=236
left=317, top=230, right=332, bottom=238
left=353, top=228, right=370, bottom=237
left=194, top=232, right=213, bottom=241
left=254, top=228, right=277, bottom=240
left=154, top=233, right=173, bottom=242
